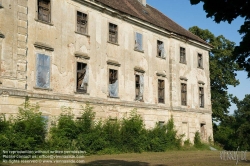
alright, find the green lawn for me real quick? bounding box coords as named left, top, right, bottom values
left=1, top=151, right=249, bottom=166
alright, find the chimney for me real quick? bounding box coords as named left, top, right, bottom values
left=138, top=0, right=146, bottom=7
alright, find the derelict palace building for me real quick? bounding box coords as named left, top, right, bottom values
left=0, top=0, right=213, bottom=142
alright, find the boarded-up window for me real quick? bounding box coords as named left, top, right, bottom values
left=36, top=54, right=50, bottom=88
left=135, top=74, right=144, bottom=101
left=199, top=87, right=204, bottom=108
left=198, top=53, right=203, bottom=68
left=180, top=47, right=186, bottom=63
left=76, top=62, right=88, bottom=93
left=109, top=69, right=118, bottom=97
left=135, top=32, right=143, bottom=51
left=38, top=0, right=51, bottom=22
left=158, top=79, right=164, bottom=103
left=109, top=23, right=118, bottom=43
left=77, top=11, right=88, bottom=34
left=157, top=40, right=165, bottom=58
left=181, top=83, right=187, bottom=105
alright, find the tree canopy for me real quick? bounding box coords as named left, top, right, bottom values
left=190, top=0, right=250, bottom=77
left=189, top=26, right=240, bottom=122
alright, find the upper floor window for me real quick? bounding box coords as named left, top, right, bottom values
left=135, top=32, right=143, bottom=51
left=109, top=69, right=118, bottom=97
left=38, top=0, right=51, bottom=23
left=135, top=74, right=144, bottom=101
left=180, top=47, right=186, bottom=64
left=199, top=87, right=204, bottom=108
left=158, top=79, right=165, bottom=103
left=36, top=54, right=50, bottom=88
left=109, top=23, right=118, bottom=43
left=198, top=53, right=203, bottom=68
left=181, top=83, right=187, bottom=105
left=157, top=40, right=166, bottom=58
left=76, top=62, right=88, bottom=93
left=77, top=11, right=88, bottom=34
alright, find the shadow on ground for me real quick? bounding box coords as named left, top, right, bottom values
left=77, top=160, right=168, bottom=166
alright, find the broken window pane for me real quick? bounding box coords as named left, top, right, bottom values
left=38, top=0, right=51, bottom=22
left=198, top=53, right=203, bottom=68
left=135, top=74, right=144, bottom=101
left=109, top=23, right=118, bottom=43
left=77, top=11, right=88, bottom=34
left=157, top=40, right=165, bottom=58
left=36, top=54, right=50, bottom=88
left=181, top=83, right=187, bottom=105
left=109, top=69, right=118, bottom=97
left=180, top=47, right=186, bottom=63
left=199, top=87, right=204, bottom=107
left=158, top=79, right=164, bottom=103
left=135, top=32, right=143, bottom=51
left=76, top=62, right=88, bottom=93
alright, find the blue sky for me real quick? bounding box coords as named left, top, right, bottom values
left=147, top=0, right=250, bottom=114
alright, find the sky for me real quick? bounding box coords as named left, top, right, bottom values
left=147, top=0, right=250, bottom=114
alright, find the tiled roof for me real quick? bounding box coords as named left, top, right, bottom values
left=95, top=0, right=210, bottom=47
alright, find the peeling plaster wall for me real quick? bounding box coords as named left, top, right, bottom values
left=0, top=0, right=213, bottom=142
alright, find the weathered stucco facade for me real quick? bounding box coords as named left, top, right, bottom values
left=0, top=0, right=213, bottom=142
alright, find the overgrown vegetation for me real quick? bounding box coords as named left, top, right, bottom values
left=0, top=98, right=210, bottom=160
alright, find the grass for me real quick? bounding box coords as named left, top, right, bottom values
left=0, top=151, right=249, bottom=166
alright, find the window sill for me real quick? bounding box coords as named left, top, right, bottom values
left=75, top=31, right=90, bottom=37
left=74, top=91, right=89, bottom=95
left=35, top=19, right=54, bottom=26
left=134, top=48, right=144, bottom=53
left=158, top=102, right=165, bottom=104
left=156, top=56, right=166, bottom=60
left=134, top=99, right=144, bottom=102
left=197, top=67, right=204, bottom=69
left=33, top=86, right=52, bottom=91
left=108, top=96, right=120, bottom=99
left=107, top=41, right=119, bottom=46
left=179, top=61, right=187, bottom=64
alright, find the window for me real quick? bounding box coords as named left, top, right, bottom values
left=77, top=11, right=88, bottom=34
left=158, top=79, right=165, bottom=103
left=135, top=74, right=144, bottom=101
left=109, top=69, right=118, bottom=97
left=76, top=62, right=88, bottom=93
left=159, top=121, right=165, bottom=128
left=135, top=32, right=143, bottom=51
left=198, top=53, right=203, bottom=68
left=157, top=40, right=166, bottom=58
left=199, top=87, right=204, bottom=108
left=200, top=123, right=206, bottom=140
left=181, top=83, right=187, bottom=105
left=36, top=54, right=50, bottom=88
left=180, top=47, right=186, bottom=63
left=109, top=23, right=118, bottom=43
left=38, top=0, right=51, bottom=22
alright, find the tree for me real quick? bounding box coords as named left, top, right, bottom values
left=190, top=0, right=250, bottom=77
left=189, top=26, right=240, bottom=122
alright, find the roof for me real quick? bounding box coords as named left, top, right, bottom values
left=95, top=0, right=210, bottom=47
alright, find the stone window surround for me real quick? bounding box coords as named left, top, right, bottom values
left=134, top=31, right=144, bottom=53
left=197, top=52, right=204, bottom=69
left=198, top=80, right=205, bottom=108
left=180, top=76, right=188, bottom=106
left=108, top=22, right=119, bottom=45
left=134, top=68, right=145, bottom=102
left=75, top=9, right=90, bottom=37
left=107, top=60, right=120, bottom=99
left=74, top=52, right=90, bottom=95
left=35, top=0, right=53, bottom=26
left=33, top=42, right=54, bottom=91
left=156, top=72, right=166, bottom=104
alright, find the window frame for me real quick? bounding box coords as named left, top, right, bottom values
left=37, top=0, right=51, bottom=23
left=135, top=72, right=144, bottom=102
left=76, top=11, right=88, bottom=35
left=35, top=53, right=51, bottom=90
left=199, top=86, right=204, bottom=108
left=157, top=40, right=165, bottom=58
left=108, top=68, right=119, bottom=98
left=197, top=53, right=203, bottom=68
left=181, top=83, right=187, bottom=106
left=108, top=22, right=118, bottom=44
left=158, top=79, right=165, bottom=103
left=76, top=62, right=88, bottom=93
left=180, top=47, right=186, bottom=64
left=134, top=32, right=144, bottom=52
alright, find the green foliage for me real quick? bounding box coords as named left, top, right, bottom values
left=193, top=131, right=210, bottom=150
left=189, top=26, right=240, bottom=122
left=189, top=0, right=250, bottom=77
